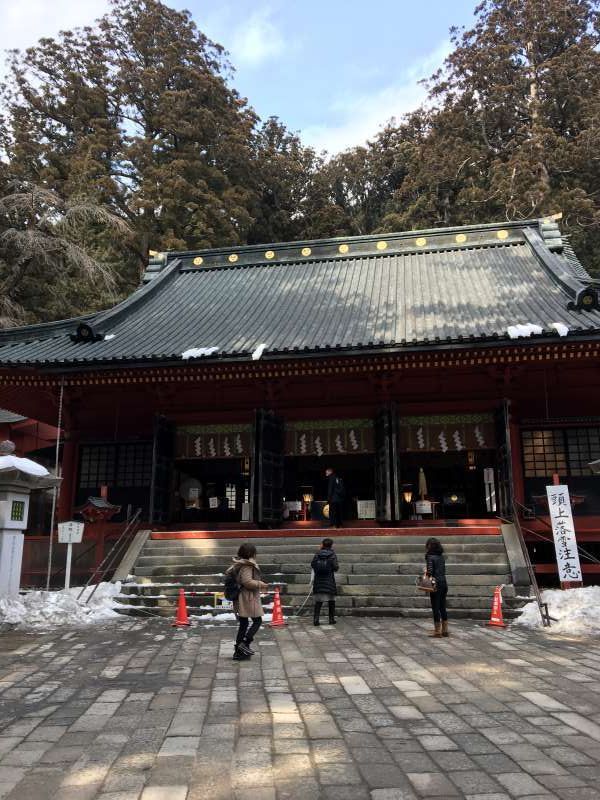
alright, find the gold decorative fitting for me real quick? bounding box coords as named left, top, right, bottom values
left=193, top=256, right=203, bottom=266
left=265, top=250, right=275, bottom=260
left=376, top=240, right=388, bottom=250
left=301, top=246, right=312, bottom=256
left=415, top=237, right=427, bottom=247
left=455, top=233, right=467, bottom=244
left=497, top=230, right=509, bottom=240
left=338, top=243, right=349, bottom=254
left=228, top=253, right=239, bottom=263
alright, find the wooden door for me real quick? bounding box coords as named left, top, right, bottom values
left=149, top=415, right=175, bottom=525
left=251, top=409, right=284, bottom=526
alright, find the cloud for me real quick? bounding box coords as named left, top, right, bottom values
left=0, top=0, right=109, bottom=73
left=301, top=40, right=451, bottom=155
left=229, top=7, right=286, bottom=68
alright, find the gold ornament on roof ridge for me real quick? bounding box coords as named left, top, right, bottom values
left=301, top=246, right=312, bottom=256
left=228, top=253, right=239, bottom=263
left=338, top=243, right=349, bottom=254
left=415, top=237, right=427, bottom=247
left=193, top=256, right=203, bottom=266
left=265, top=250, right=275, bottom=260
left=376, top=241, right=388, bottom=250
left=497, top=229, right=509, bottom=240
left=455, top=233, right=467, bottom=244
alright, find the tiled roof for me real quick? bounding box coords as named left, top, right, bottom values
left=1, top=219, right=599, bottom=368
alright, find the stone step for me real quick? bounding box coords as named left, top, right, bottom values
left=120, top=582, right=503, bottom=599
left=117, top=530, right=519, bottom=620
left=130, top=572, right=509, bottom=587
left=113, top=594, right=518, bottom=614
left=133, top=562, right=509, bottom=578
left=135, top=551, right=509, bottom=567
left=146, top=534, right=503, bottom=548
left=141, top=541, right=504, bottom=563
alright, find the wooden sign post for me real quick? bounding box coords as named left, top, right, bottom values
left=58, top=521, right=85, bottom=589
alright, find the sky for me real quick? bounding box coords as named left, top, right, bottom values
left=0, top=0, right=477, bottom=154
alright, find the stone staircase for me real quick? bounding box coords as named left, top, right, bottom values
left=115, top=524, right=529, bottom=620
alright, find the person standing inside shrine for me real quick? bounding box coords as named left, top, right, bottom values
left=325, top=467, right=345, bottom=528
left=425, top=537, right=449, bottom=637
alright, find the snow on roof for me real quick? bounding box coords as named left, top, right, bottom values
left=0, top=454, right=50, bottom=477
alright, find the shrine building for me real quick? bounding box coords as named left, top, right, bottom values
left=1, top=217, right=600, bottom=582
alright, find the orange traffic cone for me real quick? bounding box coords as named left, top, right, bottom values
left=487, top=585, right=506, bottom=628
left=172, top=587, right=191, bottom=627
left=269, top=587, right=286, bottom=627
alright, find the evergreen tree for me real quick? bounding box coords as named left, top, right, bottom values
left=100, top=0, right=259, bottom=256
left=0, top=182, right=130, bottom=325
left=384, top=0, right=600, bottom=269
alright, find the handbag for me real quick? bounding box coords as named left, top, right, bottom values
left=416, top=571, right=437, bottom=593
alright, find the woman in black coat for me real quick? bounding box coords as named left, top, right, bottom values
left=311, top=538, right=339, bottom=626
left=425, top=537, right=449, bottom=637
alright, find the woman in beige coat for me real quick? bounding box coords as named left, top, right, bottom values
left=227, top=542, right=269, bottom=661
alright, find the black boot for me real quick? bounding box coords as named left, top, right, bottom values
left=232, top=645, right=250, bottom=661
left=313, top=601, right=323, bottom=626
left=328, top=600, right=336, bottom=624
left=239, top=640, right=254, bottom=655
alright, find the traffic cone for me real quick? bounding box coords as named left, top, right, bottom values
left=172, top=587, right=191, bottom=627
left=487, top=585, right=506, bottom=628
left=269, top=587, right=286, bottom=627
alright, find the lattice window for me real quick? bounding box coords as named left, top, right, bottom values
left=116, top=443, right=153, bottom=487
left=79, top=445, right=116, bottom=488
left=566, top=428, right=600, bottom=476
left=522, top=427, right=600, bottom=478
left=79, top=443, right=152, bottom=489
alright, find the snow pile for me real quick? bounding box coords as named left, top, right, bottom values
left=0, top=582, right=124, bottom=630
left=507, top=323, right=543, bottom=339
left=193, top=612, right=237, bottom=622
left=181, top=346, right=218, bottom=359
left=516, top=586, right=600, bottom=635
left=550, top=322, right=569, bottom=337
left=251, top=343, right=267, bottom=361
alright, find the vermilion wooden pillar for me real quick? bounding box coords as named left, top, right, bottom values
left=57, top=435, right=79, bottom=522
left=509, top=414, right=525, bottom=506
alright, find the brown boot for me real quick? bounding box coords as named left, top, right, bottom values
left=441, top=621, right=449, bottom=637
left=429, top=623, right=442, bottom=637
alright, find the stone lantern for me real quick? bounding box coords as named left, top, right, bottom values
left=0, top=440, right=61, bottom=597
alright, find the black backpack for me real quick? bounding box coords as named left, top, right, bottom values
left=313, top=554, right=333, bottom=576
left=223, top=570, right=241, bottom=601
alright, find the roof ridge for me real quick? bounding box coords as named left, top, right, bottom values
left=163, top=218, right=542, bottom=261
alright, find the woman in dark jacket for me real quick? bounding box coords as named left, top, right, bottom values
left=425, top=537, right=449, bottom=638
left=311, top=538, right=339, bottom=625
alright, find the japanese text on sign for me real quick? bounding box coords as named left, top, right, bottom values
left=546, top=485, right=582, bottom=583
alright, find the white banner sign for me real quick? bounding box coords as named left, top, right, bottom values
left=546, top=485, right=582, bottom=583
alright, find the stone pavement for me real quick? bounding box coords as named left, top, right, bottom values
left=1, top=617, right=600, bottom=800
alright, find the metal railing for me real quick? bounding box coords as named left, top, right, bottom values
left=77, top=508, right=142, bottom=603
left=510, top=502, right=552, bottom=627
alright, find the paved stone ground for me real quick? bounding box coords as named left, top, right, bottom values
left=1, top=617, right=600, bottom=800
